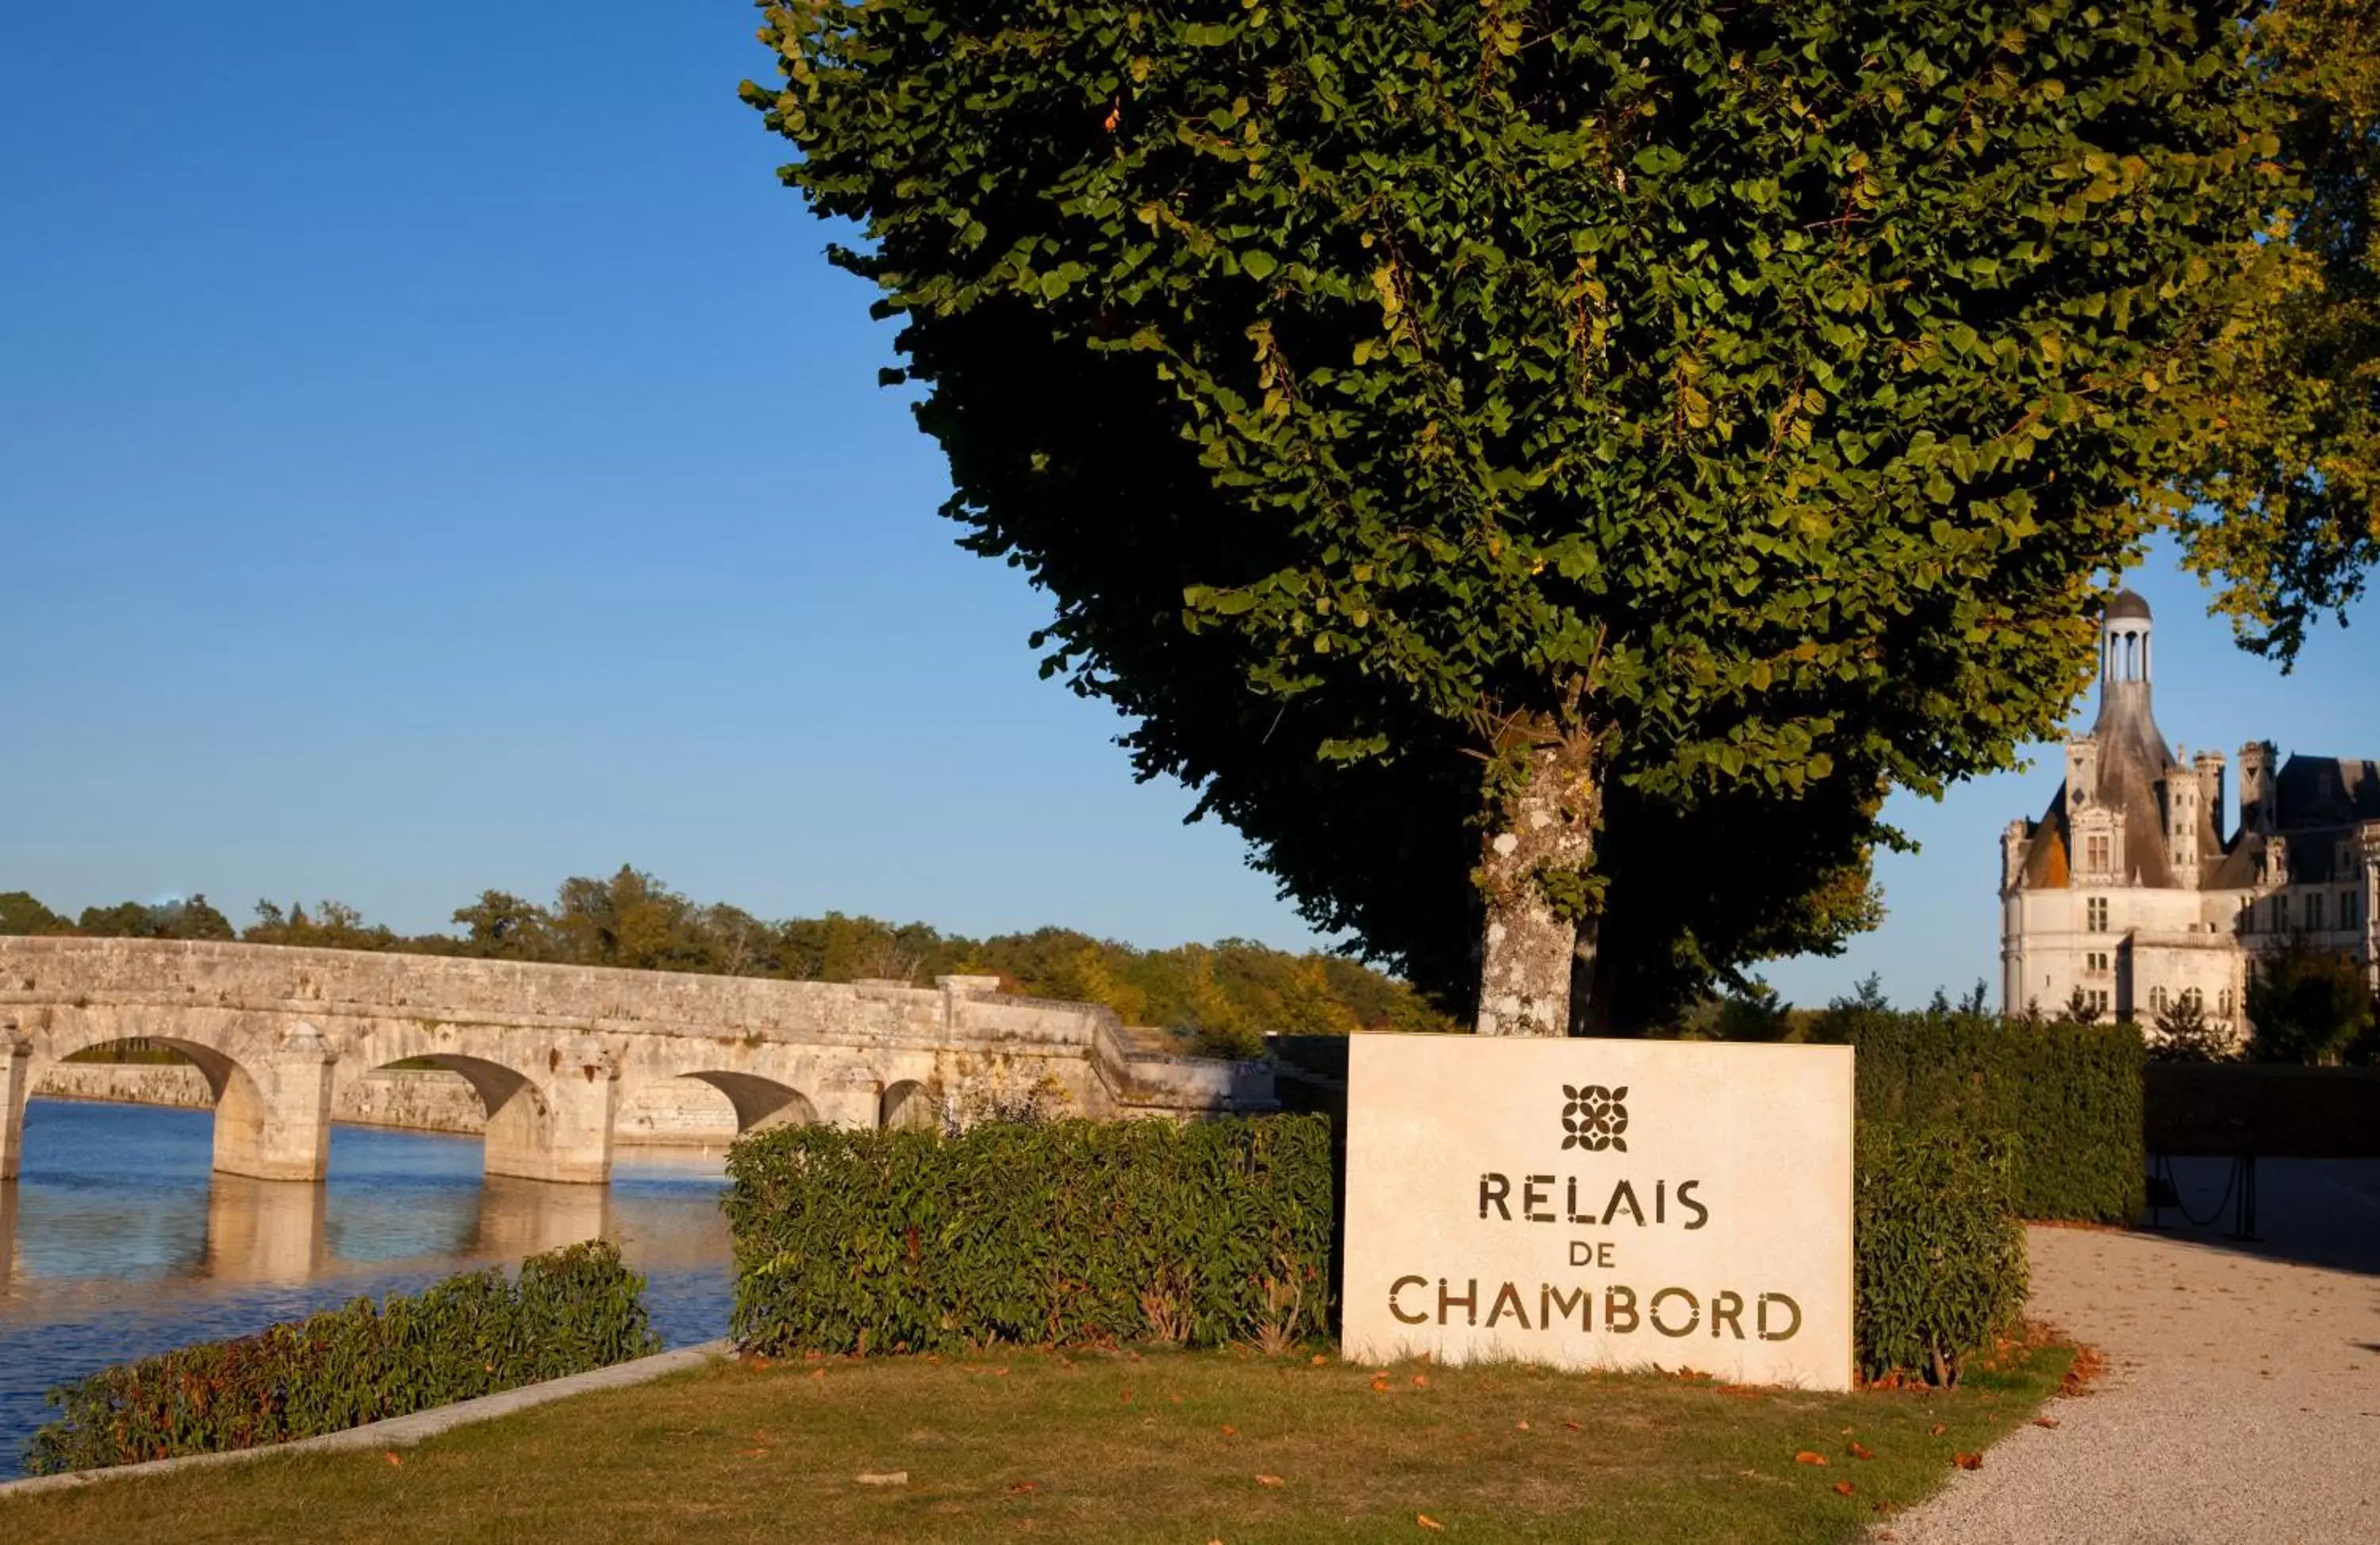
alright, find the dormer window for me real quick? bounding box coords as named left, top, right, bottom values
left=2086, top=834, right=2112, bottom=872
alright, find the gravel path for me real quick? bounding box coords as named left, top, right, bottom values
left=1882, top=1161, right=2380, bottom=1545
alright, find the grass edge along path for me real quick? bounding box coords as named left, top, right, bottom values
left=0, top=1336, right=2078, bottom=1544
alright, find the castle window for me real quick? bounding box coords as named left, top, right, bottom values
left=2220, top=988, right=2235, bottom=1016
left=2182, top=987, right=2203, bottom=1013
left=2308, top=894, right=2326, bottom=931
left=2086, top=834, right=2111, bottom=871
left=2347, top=891, right=2364, bottom=930
left=2086, top=897, right=2109, bottom=933
left=2092, top=988, right=2110, bottom=1015
left=2150, top=986, right=2168, bottom=1012
left=2240, top=899, right=2255, bottom=935
left=2271, top=893, right=2290, bottom=932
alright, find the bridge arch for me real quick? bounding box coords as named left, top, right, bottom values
left=880, top=1079, right=941, bottom=1131
left=681, top=1072, right=819, bottom=1135
left=363, top=1052, right=562, bottom=1183
left=33, top=1022, right=335, bottom=1182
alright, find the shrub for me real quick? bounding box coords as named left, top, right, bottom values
left=724, top=1116, right=1334, bottom=1355
left=1854, top=1123, right=2028, bottom=1386
left=1825, top=1008, right=2144, bottom=1222
left=22, top=1239, right=660, bottom=1474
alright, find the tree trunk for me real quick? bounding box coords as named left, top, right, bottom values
left=1474, top=734, right=1603, bottom=1037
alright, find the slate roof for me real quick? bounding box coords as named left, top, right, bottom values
left=2271, top=756, right=2380, bottom=880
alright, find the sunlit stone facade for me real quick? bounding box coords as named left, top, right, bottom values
left=1998, top=592, right=2380, bottom=1048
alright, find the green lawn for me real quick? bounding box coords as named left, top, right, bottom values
left=2, top=1340, right=2071, bottom=1544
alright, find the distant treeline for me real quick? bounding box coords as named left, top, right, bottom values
left=0, top=868, right=1454, bottom=1058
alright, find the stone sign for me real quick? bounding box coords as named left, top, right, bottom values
left=1342, top=1033, right=1854, bottom=1390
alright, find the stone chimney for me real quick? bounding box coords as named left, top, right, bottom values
left=2168, top=761, right=2202, bottom=888
left=2002, top=820, right=2031, bottom=895
left=2194, top=749, right=2226, bottom=842
left=2239, top=741, right=2276, bottom=834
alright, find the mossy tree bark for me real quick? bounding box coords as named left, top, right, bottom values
left=1474, top=731, right=1603, bottom=1037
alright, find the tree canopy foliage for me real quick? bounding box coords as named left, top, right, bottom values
left=2178, top=0, right=2380, bottom=659
left=3, top=868, right=1451, bottom=1056
left=2243, top=934, right=2378, bottom=1063
left=747, top=0, right=2297, bottom=1032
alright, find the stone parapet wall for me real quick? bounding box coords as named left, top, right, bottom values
left=0, top=935, right=1027, bottom=1048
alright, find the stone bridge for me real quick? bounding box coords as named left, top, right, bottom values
left=0, top=937, right=1273, bottom=1184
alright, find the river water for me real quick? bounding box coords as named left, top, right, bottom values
left=0, top=1098, right=736, bottom=1478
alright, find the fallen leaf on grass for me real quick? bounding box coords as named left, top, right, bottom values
left=1221, top=1425, right=1238, bottom=1436
left=1954, top=1453, right=1983, bottom=1471
left=1255, top=1474, right=1285, bottom=1489
left=1564, top=1420, right=1582, bottom=1432
left=1795, top=1451, right=1828, bottom=1466
left=2031, top=1417, right=2060, bottom=1430
left=809, top=1369, right=827, bottom=1382
left=1411, top=1374, right=1429, bottom=1388
left=1417, top=1516, right=1445, bottom=1533
left=1372, top=1377, right=1392, bottom=1393
left=1008, top=1482, right=1039, bottom=1495
left=1311, top=1354, right=1327, bottom=1366
left=1516, top=1420, right=1530, bottom=1431
left=1928, top=1423, right=1946, bottom=1437
left=857, top=1471, right=909, bottom=1486
left=1849, top=1443, right=1875, bottom=1460
left=1833, top=1482, right=1856, bottom=1497
left=382, top=1452, right=402, bottom=1468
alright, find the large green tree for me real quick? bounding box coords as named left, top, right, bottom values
left=750, top=0, right=2282, bottom=1033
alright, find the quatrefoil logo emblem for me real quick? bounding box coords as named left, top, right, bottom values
left=1560, top=1084, right=1628, bottom=1152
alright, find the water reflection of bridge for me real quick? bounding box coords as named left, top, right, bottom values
left=194, top=1174, right=616, bottom=1285
left=0, top=1157, right=702, bottom=1294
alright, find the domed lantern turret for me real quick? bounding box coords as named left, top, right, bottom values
left=2103, top=588, right=2152, bottom=685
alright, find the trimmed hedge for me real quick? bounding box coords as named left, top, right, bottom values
left=1854, top=1123, right=2028, bottom=1385
left=23, top=1240, right=661, bottom=1475
left=724, top=1116, right=1334, bottom=1355
left=1834, top=1010, right=2144, bottom=1222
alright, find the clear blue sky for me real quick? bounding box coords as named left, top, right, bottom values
left=4, top=3, right=2372, bottom=1009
